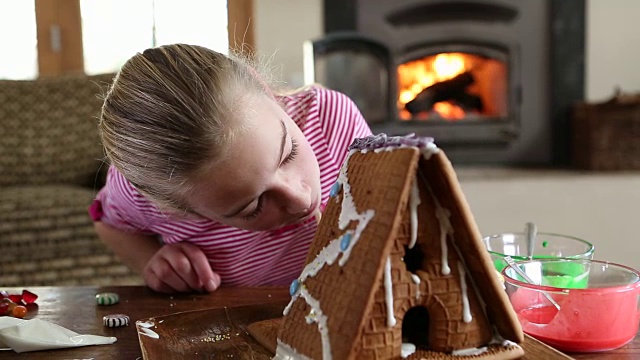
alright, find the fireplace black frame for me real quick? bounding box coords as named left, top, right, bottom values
left=322, top=0, right=585, bottom=166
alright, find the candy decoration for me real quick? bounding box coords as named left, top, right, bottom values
left=22, top=290, right=38, bottom=304
left=329, top=182, right=341, bottom=197
left=12, top=305, right=27, bottom=318
left=103, top=314, right=130, bottom=328
left=289, top=279, right=300, bottom=296
left=340, top=233, right=352, bottom=251
left=0, top=289, right=38, bottom=318
left=96, top=292, right=120, bottom=306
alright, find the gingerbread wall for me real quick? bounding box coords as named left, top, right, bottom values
left=356, top=172, right=493, bottom=358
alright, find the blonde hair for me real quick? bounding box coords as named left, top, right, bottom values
left=100, top=44, right=274, bottom=213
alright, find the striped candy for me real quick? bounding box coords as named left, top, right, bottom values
left=96, top=292, right=119, bottom=306
left=103, top=314, right=129, bottom=327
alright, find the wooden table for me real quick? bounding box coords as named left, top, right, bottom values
left=0, top=286, right=637, bottom=359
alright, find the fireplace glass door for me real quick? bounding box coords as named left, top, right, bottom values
left=397, top=45, right=509, bottom=123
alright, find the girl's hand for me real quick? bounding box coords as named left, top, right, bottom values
left=142, top=243, right=221, bottom=293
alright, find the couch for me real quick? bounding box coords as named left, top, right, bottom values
left=0, top=73, right=143, bottom=286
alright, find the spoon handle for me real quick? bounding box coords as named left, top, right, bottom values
left=504, top=255, right=561, bottom=310
left=525, top=222, right=537, bottom=260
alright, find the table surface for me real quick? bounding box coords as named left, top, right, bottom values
left=0, top=286, right=637, bottom=359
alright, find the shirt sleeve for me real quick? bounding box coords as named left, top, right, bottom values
left=90, top=165, right=158, bottom=235
left=314, top=87, right=373, bottom=167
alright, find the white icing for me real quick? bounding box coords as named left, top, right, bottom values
left=421, top=143, right=440, bottom=159
left=299, top=286, right=331, bottom=360
left=452, top=347, right=488, bottom=356
left=283, top=239, right=344, bottom=316
left=434, top=203, right=452, bottom=275
left=401, top=343, right=416, bottom=358
left=305, top=309, right=317, bottom=324
left=457, top=261, right=472, bottom=323
left=136, top=321, right=154, bottom=328
left=337, top=150, right=375, bottom=266
left=138, top=327, right=159, bottom=339
left=383, top=256, right=397, bottom=327
left=409, top=176, right=421, bottom=249
left=410, top=273, right=421, bottom=299
left=274, top=339, right=313, bottom=360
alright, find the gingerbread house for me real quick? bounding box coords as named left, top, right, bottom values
left=272, top=134, right=524, bottom=360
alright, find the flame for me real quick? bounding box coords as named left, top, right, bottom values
left=397, top=52, right=470, bottom=120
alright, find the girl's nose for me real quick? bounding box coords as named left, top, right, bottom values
left=277, top=176, right=311, bottom=215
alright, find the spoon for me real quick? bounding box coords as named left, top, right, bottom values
left=504, top=255, right=561, bottom=310
left=525, top=222, right=537, bottom=260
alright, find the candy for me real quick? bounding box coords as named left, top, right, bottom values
left=96, top=292, right=120, bottom=306
left=0, top=289, right=38, bottom=318
left=22, top=290, right=38, bottom=304
left=12, top=305, right=27, bottom=318
left=289, top=279, right=300, bottom=296
left=340, top=233, right=352, bottom=251
left=103, top=314, right=129, bottom=327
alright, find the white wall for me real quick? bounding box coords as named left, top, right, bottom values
left=253, top=0, right=322, bottom=88
left=459, top=173, right=640, bottom=271
left=586, top=0, right=640, bottom=101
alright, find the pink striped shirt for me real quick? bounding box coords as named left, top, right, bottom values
left=92, top=87, right=372, bottom=286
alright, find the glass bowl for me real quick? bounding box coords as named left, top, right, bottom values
left=484, top=232, right=595, bottom=276
left=502, top=259, right=640, bottom=353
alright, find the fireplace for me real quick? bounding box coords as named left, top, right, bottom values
left=306, top=0, right=585, bottom=166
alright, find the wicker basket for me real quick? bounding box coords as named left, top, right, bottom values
left=571, top=93, right=640, bottom=170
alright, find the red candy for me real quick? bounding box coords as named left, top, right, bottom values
left=0, top=289, right=38, bottom=318
left=22, top=290, right=38, bottom=304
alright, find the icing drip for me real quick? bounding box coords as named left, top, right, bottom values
left=401, top=343, right=416, bottom=358
left=409, top=176, right=421, bottom=249
left=383, top=256, right=397, bottom=327
left=434, top=203, right=453, bottom=275
left=457, top=261, right=472, bottom=323
left=410, top=274, right=421, bottom=299
left=435, top=208, right=452, bottom=275
left=452, top=347, right=488, bottom=356
left=274, top=339, right=313, bottom=360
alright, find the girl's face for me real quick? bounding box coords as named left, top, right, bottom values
left=185, top=95, right=322, bottom=231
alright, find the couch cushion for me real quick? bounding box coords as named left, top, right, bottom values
left=0, top=73, right=114, bottom=187
left=0, top=185, right=143, bottom=286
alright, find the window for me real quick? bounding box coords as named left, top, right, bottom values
left=80, top=0, right=229, bottom=75
left=0, top=1, right=38, bottom=79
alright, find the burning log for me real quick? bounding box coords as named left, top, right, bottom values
left=404, top=71, right=483, bottom=114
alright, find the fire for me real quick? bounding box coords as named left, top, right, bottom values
left=398, top=52, right=470, bottom=120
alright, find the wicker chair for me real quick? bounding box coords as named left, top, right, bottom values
left=0, top=74, right=143, bottom=286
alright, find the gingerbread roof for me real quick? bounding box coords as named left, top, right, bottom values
left=275, top=134, right=523, bottom=360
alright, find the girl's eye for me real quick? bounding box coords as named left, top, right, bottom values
left=242, top=196, right=264, bottom=220
left=282, top=138, right=299, bottom=165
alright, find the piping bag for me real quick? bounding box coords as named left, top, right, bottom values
left=0, top=317, right=116, bottom=353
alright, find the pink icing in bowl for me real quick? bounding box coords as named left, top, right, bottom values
left=502, top=259, right=640, bottom=353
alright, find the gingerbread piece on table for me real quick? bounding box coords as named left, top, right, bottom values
left=252, top=134, right=525, bottom=360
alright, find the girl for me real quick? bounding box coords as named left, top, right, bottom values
left=90, top=44, right=372, bottom=293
